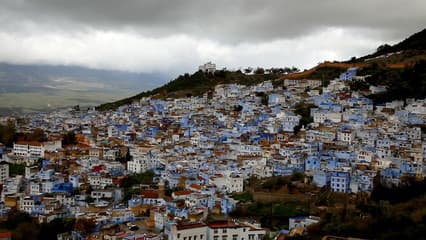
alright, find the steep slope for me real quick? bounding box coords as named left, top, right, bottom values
left=367, top=28, right=426, bottom=57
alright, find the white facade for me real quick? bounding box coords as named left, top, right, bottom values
left=207, top=223, right=265, bottom=240
left=0, top=162, right=9, bottom=183
left=289, top=216, right=320, bottom=230
left=356, top=149, right=374, bottom=163
left=283, top=79, right=321, bottom=89
left=91, top=189, right=114, bottom=199
left=199, top=62, right=216, bottom=73
left=405, top=99, right=426, bottom=114
left=168, top=223, right=207, bottom=240
left=88, top=175, right=113, bottom=189
left=167, top=222, right=265, bottom=240
left=312, top=110, right=342, bottom=124
left=13, top=142, right=45, bottom=158
left=127, top=156, right=157, bottom=173
left=210, top=173, right=244, bottom=193
left=337, top=130, right=355, bottom=143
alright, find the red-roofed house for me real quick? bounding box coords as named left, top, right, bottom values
left=166, top=221, right=265, bottom=240
left=189, top=184, right=203, bottom=192
left=172, top=190, right=194, bottom=199
left=207, top=221, right=265, bottom=240
left=141, top=189, right=165, bottom=205
left=166, top=222, right=207, bottom=240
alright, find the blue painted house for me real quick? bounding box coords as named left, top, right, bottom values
left=339, top=67, right=358, bottom=81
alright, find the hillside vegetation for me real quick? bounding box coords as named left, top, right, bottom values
left=365, top=60, right=426, bottom=104
left=98, top=70, right=280, bottom=111
left=361, top=28, right=426, bottom=60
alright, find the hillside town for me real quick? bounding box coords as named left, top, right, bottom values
left=0, top=65, right=425, bottom=240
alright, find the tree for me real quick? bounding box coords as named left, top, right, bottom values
left=27, top=128, right=46, bottom=142
left=62, top=131, right=76, bottom=145
left=261, top=95, right=269, bottom=106
left=254, top=67, right=265, bottom=74
left=376, top=44, right=392, bottom=53
left=0, top=120, right=17, bottom=147
left=74, top=218, right=96, bottom=237
left=118, top=147, right=132, bottom=163
left=13, top=222, right=40, bottom=240
left=291, top=172, right=306, bottom=182
left=291, top=66, right=300, bottom=73
left=5, top=209, right=32, bottom=229
left=39, top=217, right=75, bottom=239
left=234, top=105, right=243, bottom=112
left=293, top=102, right=315, bottom=134
left=9, top=164, right=25, bottom=176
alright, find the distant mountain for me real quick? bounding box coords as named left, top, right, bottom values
left=0, top=63, right=167, bottom=115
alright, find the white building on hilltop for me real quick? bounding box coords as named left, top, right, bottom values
left=199, top=62, right=216, bottom=73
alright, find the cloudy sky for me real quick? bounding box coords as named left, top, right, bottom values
left=0, top=0, right=425, bottom=76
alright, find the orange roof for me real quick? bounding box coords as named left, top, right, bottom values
left=189, top=184, right=202, bottom=190
left=176, top=222, right=206, bottom=230
left=173, top=190, right=193, bottom=196
left=16, top=141, right=42, bottom=146
left=208, top=221, right=240, bottom=229
left=141, top=190, right=159, bottom=199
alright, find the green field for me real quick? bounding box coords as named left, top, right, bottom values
left=0, top=89, right=139, bottom=114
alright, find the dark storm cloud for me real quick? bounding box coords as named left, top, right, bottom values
left=1, top=0, right=425, bottom=42
left=0, top=0, right=424, bottom=73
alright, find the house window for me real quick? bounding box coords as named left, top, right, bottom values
left=233, top=235, right=238, bottom=240
left=184, top=237, right=187, bottom=240
left=200, top=235, right=204, bottom=239
left=214, top=230, right=218, bottom=234
left=223, top=229, right=227, bottom=234
left=214, top=236, right=219, bottom=240
left=222, top=236, right=227, bottom=240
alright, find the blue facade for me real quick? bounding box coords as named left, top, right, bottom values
left=52, top=182, right=74, bottom=194
left=339, top=67, right=357, bottom=81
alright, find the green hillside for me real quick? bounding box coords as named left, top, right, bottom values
left=97, top=70, right=281, bottom=111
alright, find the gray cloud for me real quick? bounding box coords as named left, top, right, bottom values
left=1, top=0, right=424, bottom=41
left=0, top=0, right=424, bottom=73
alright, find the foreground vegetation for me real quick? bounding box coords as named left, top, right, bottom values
left=365, top=60, right=426, bottom=104
left=230, top=174, right=426, bottom=239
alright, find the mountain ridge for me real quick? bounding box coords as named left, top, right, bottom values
left=0, top=63, right=167, bottom=115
